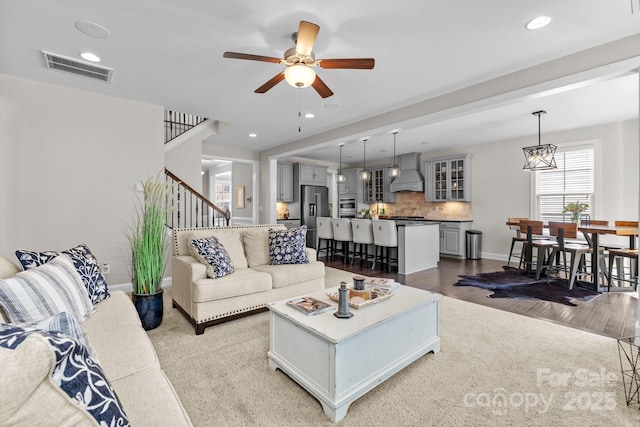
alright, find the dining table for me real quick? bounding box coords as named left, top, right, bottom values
left=506, top=220, right=639, bottom=292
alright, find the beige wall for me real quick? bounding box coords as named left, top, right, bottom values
left=0, top=74, right=164, bottom=284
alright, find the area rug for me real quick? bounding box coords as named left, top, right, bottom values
left=147, top=278, right=639, bottom=426
left=454, top=266, right=601, bottom=306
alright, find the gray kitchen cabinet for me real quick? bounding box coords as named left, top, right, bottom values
left=439, top=221, right=471, bottom=258
left=277, top=163, right=293, bottom=202
left=299, top=164, right=328, bottom=186
left=338, top=169, right=358, bottom=194
left=425, top=155, right=472, bottom=202
left=363, top=168, right=396, bottom=203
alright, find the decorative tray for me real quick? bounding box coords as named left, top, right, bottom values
left=326, top=286, right=395, bottom=309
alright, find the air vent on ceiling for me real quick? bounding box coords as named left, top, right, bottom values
left=42, top=50, right=113, bottom=82
left=632, top=0, right=640, bottom=14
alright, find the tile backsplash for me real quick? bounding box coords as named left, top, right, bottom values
left=369, top=191, right=472, bottom=220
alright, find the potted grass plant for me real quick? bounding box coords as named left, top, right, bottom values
left=128, top=175, right=168, bottom=330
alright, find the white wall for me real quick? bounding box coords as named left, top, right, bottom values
left=165, top=131, right=203, bottom=193
left=459, top=119, right=639, bottom=260
left=0, top=74, right=164, bottom=284
left=231, top=162, right=253, bottom=220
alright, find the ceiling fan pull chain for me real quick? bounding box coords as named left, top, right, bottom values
left=298, top=88, right=302, bottom=132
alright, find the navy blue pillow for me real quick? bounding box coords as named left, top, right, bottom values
left=268, top=226, right=309, bottom=265
left=189, top=237, right=234, bottom=279
left=16, top=244, right=110, bottom=304
left=0, top=323, right=129, bottom=426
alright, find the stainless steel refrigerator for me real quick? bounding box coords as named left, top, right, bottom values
left=300, top=185, right=329, bottom=248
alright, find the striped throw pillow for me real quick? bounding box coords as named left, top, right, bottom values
left=0, top=254, right=93, bottom=323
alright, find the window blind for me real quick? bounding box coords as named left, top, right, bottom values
left=535, top=147, right=594, bottom=222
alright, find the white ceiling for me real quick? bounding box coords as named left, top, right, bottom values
left=1, top=0, right=639, bottom=165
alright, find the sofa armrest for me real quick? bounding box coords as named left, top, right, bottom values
left=305, top=248, right=317, bottom=262
left=171, top=256, right=206, bottom=314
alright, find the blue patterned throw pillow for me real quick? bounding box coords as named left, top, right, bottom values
left=189, top=237, right=234, bottom=279
left=0, top=323, right=129, bottom=426
left=269, top=226, right=309, bottom=265
left=16, top=243, right=110, bottom=304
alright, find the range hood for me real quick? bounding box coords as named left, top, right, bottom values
left=390, top=152, right=424, bottom=192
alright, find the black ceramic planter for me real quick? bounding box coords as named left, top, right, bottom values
left=132, top=288, right=164, bottom=331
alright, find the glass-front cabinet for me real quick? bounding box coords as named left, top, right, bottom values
left=425, top=155, right=471, bottom=202
left=363, top=168, right=397, bottom=203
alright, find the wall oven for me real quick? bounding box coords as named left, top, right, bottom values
left=338, top=195, right=357, bottom=218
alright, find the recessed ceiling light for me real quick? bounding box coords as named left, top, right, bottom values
left=249, top=133, right=257, bottom=138
left=304, top=113, right=315, bottom=119
left=525, top=15, right=551, bottom=30
left=75, top=21, right=111, bottom=39
left=80, top=52, right=101, bottom=62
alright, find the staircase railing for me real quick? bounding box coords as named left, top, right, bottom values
left=165, top=168, right=230, bottom=229
left=164, top=110, right=206, bottom=143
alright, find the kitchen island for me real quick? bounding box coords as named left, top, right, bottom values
left=394, top=221, right=440, bottom=274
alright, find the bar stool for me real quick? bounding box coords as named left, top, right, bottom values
left=331, top=218, right=353, bottom=264
left=372, top=220, right=398, bottom=273
left=507, top=217, right=528, bottom=266
left=543, top=222, right=592, bottom=289
left=519, top=220, right=555, bottom=273
left=607, top=220, right=638, bottom=291
left=316, top=217, right=334, bottom=261
left=350, top=219, right=374, bottom=268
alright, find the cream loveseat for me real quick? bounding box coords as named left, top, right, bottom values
left=0, top=257, right=192, bottom=427
left=172, top=224, right=325, bottom=334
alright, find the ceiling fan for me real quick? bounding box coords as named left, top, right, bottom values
left=223, top=21, right=375, bottom=98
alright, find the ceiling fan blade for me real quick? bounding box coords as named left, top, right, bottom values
left=255, top=72, right=285, bottom=93
left=223, top=51, right=281, bottom=64
left=296, top=21, right=320, bottom=56
left=311, top=75, right=334, bottom=98
left=319, top=58, right=375, bottom=69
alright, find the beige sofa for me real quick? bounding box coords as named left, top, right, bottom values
left=172, top=224, right=325, bottom=334
left=0, top=257, right=192, bottom=427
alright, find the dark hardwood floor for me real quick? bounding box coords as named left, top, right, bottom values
left=322, top=255, right=638, bottom=340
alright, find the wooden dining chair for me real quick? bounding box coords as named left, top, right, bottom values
left=607, top=220, right=638, bottom=291
left=543, top=222, right=592, bottom=289
left=519, top=220, right=554, bottom=273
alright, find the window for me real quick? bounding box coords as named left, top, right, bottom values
left=535, top=146, right=594, bottom=222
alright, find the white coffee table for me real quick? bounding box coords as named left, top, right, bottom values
left=267, top=285, right=440, bottom=422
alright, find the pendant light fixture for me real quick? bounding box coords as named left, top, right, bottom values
left=522, top=110, right=557, bottom=171
left=388, top=131, right=400, bottom=178
left=337, top=144, right=346, bottom=183
left=360, top=138, right=371, bottom=181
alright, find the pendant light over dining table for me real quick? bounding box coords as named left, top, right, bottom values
left=360, top=138, right=371, bottom=181
left=522, top=110, right=557, bottom=171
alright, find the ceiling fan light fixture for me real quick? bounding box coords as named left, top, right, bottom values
left=522, top=110, right=557, bottom=171
left=284, top=63, right=316, bottom=88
